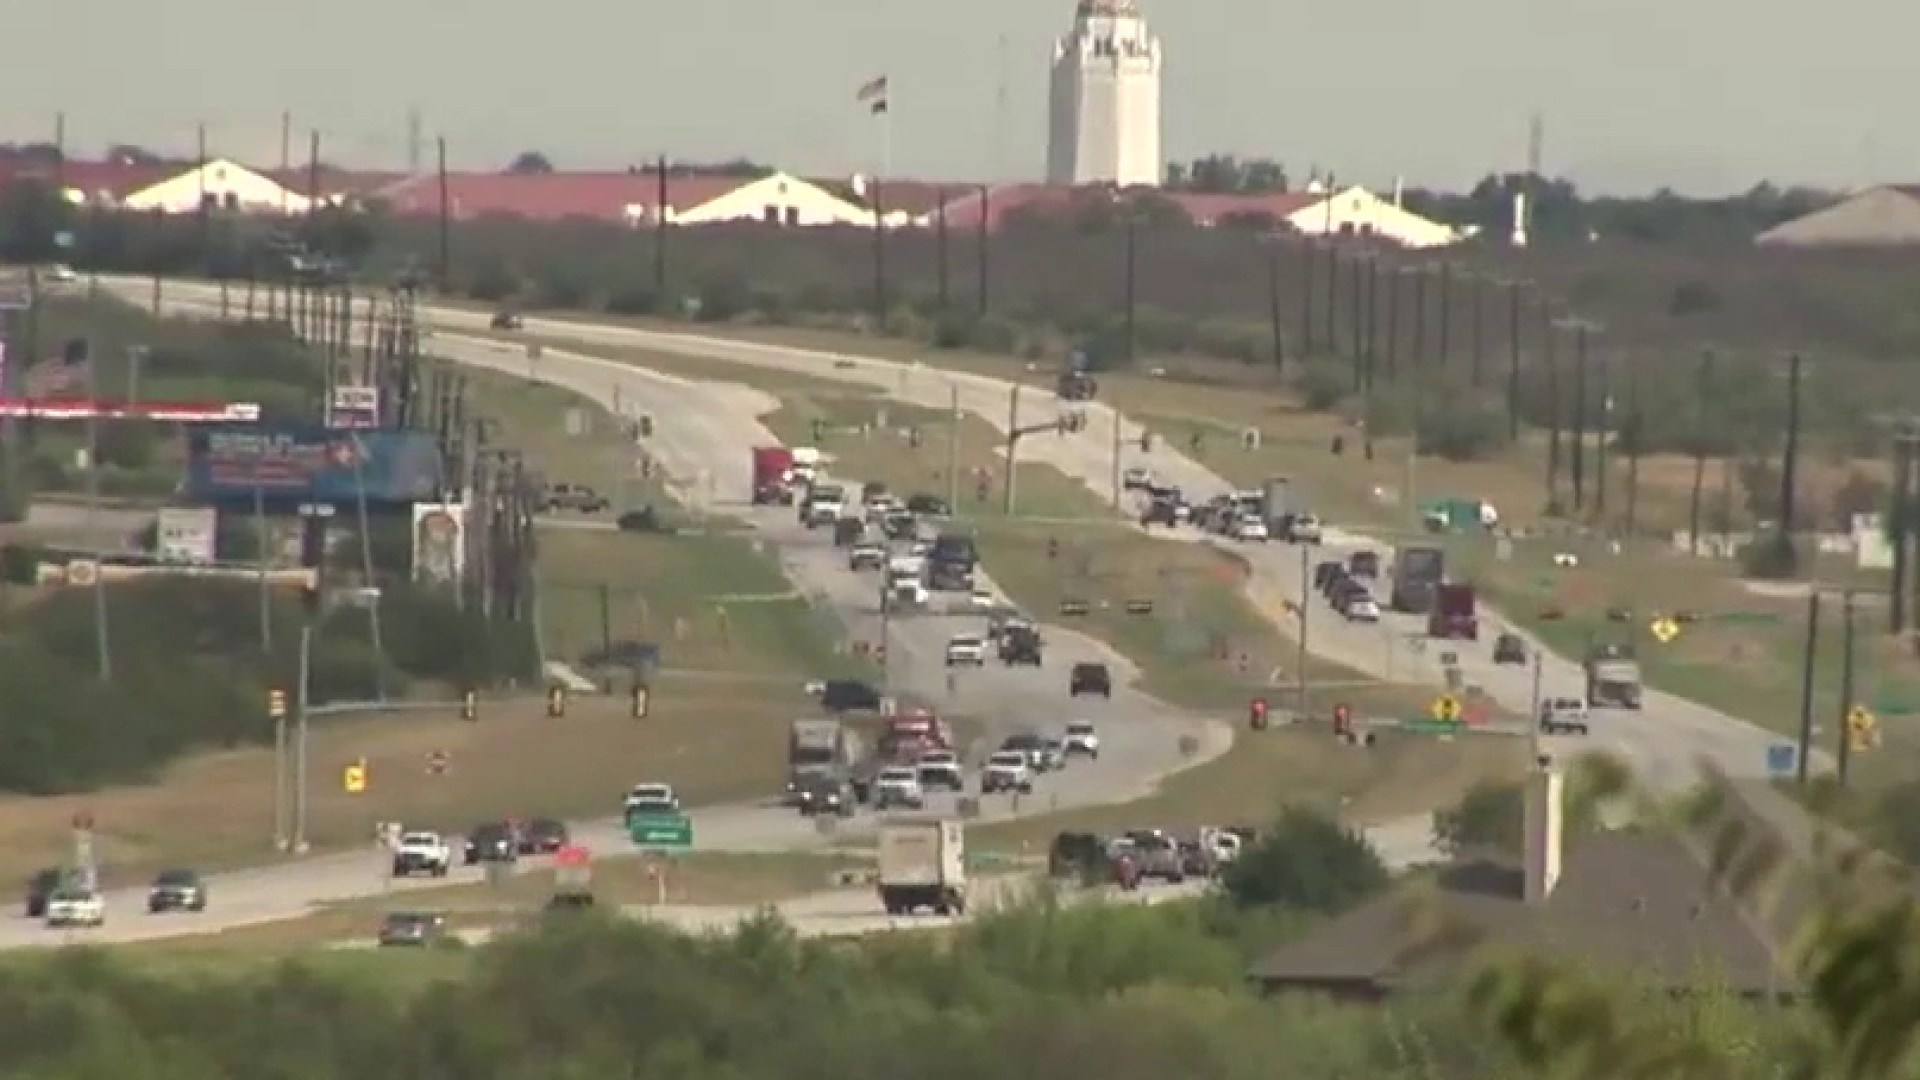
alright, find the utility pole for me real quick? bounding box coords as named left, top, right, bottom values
left=945, top=383, right=960, bottom=513
left=435, top=137, right=451, bottom=291
left=934, top=190, right=950, bottom=312
left=1002, top=385, right=1021, bottom=515
left=1836, top=589, right=1858, bottom=787
left=1109, top=409, right=1124, bottom=509
left=1594, top=349, right=1613, bottom=518
left=1506, top=282, right=1524, bottom=438
left=1687, top=350, right=1714, bottom=557
left=1122, top=208, right=1138, bottom=365
left=1299, top=240, right=1315, bottom=356
left=1543, top=316, right=1562, bottom=508
left=81, top=304, right=110, bottom=681
left=1295, top=543, right=1311, bottom=718
left=1435, top=262, right=1452, bottom=369
left=1623, top=360, right=1642, bottom=537
left=1778, top=354, right=1806, bottom=557
left=291, top=620, right=313, bottom=853
left=870, top=178, right=888, bottom=331
left=1468, top=273, right=1485, bottom=387
left=1570, top=322, right=1589, bottom=512
left=1795, top=589, right=1821, bottom=785
left=1891, top=424, right=1918, bottom=635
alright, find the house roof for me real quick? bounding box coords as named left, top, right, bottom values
left=817, top=178, right=982, bottom=217
left=1162, top=190, right=1321, bottom=225
left=1250, top=830, right=1794, bottom=998
left=376, top=170, right=749, bottom=222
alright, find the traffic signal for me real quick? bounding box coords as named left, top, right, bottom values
left=630, top=682, right=651, bottom=720
left=1249, top=697, right=1269, bottom=730
left=1332, top=702, right=1352, bottom=738
left=267, top=689, right=287, bottom=720
left=546, top=685, right=567, bottom=718
left=460, top=689, right=478, bottom=722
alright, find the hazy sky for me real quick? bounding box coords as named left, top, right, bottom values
left=2, top=0, right=1913, bottom=194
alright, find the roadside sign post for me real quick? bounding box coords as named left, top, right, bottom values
left=1649, top=616, right=1681, bottom=644
left=1429, top=695, right=1463, bottom=723
left=1765, top=743, right=1798, bottom=778
left=628, top=812, right=694, bottom=850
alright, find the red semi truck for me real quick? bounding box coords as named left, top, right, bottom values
left=1427, top=583, right=1479, bottom=640
left=751, top=446, right=796, bottom=505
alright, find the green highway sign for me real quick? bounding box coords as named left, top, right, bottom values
left=627, top=813, right=693, bottom=849
left=1401, top=719, right=1466, bottom=735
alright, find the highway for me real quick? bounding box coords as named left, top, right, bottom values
left=362, top=297, right=1804, bottom=792
left=0, top=279, right=1433, bottom=948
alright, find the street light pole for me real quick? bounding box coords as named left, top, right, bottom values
left=1528, top=649, right=1544, bottom=760
left=1296, top=543, right=1311, bottom=719
left=291, top=622, right=313, bottom=853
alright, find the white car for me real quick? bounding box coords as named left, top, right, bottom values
left=916, top=750, right=966, bottom=791
left=624, top=782, right=680, bottom=814
left=1063, top=719, right=1100, bottom=759
left=969, top=588, right=998, bottom=610
left=1287, top=514, right=1324, bottom=544
left=1122, top=466, right=1153, bottom=490
left=889, top=580, right=929, bottom=609
left=1345, top=596, right=1381, bottom=622
left=873, top=766, right=926, bottom=810
left=980, top=751, right=1034, bottom=794
left=44, top=887, right=104, bottom=928
left=392, top=831, right=453, bottom=877
left=1234, top=516, right=1270, bottom=542
left=945, top=634, right=987, bottom=667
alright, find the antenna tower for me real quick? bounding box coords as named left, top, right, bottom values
left=407, top=108, right=424, bottom=174
left=1527, top=112, right=1544, bottom=178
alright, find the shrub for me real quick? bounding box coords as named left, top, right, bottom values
left=1291, top=361, right=1351, bottom=410
left=1415, top=396, right=1512, bottom=462
left=1221, top=806, right=1388, bottom=913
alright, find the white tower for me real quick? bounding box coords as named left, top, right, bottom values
left=1046, top=0, right=1162, bottom=187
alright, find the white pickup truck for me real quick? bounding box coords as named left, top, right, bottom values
left=391, top=831, right=453, bottom=878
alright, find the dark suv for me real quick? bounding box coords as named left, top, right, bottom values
left=24, top=868, right=61, bottom=918
left=463, top=821, right=519, bottom=865
left=1069, top=662, right=1112, bottom=698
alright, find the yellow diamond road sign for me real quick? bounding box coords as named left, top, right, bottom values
left=1649, top=617, right=1680, bottom=644
left=1430, top=695, right=1462, bottom=722
left=1846, top=706, right=1880, bottom=752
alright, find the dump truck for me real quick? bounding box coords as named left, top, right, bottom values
left=877, top=817, right=967, bottom=916
left=751, top=446, right=795, bottom=505
left=1583, top=641, right=1644, bottom=710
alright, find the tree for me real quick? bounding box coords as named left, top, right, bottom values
left=507, top=151, right=555, bottom=175
left=1165, top=154, right=1289, bottom=193
left=1431, top=773, right=1603, bottom=859
left=1220, top=806, right=1388, bottom=912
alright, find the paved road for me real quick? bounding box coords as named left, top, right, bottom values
left=5, top=281, right=1446, bottom=949
left=390, top=309, right=1801, bottom=793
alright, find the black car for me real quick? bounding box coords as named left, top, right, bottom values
left=518, top=818, right=569, bottom=855
left=463, top=822, right=519, bottom=865
left=1322, top=568, right=1355, bottom=600
left=1348, top=551, right=1381, bottom=578
left=490, top=311, right=523, bottom=330
left=795, top=775, right=855, bottom=817
left=24, top=868, right=61, bottom=918
left=904, top=494, right=950, bottom=516
left=1493, top=633, right=1528, bottom=665
left=147, top=868, right=207, bottom=913
left=820, top=679, right=882, bottom=712
left=1069, top=662, right=1112, bottom=698
left=378, top=911, right=448, bottom=947
left=1311, top=560, right=1344, bottom=591
left=1001, top=733, right=1050, bottom=772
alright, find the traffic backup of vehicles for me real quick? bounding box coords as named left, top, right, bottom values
left=879, top=818, right=968, bottom=916
left=801, top=484, right=847, bottom=527
left=394, top=832, right=454, bottom=877
left=1428, top=583, right=1479, bottom=640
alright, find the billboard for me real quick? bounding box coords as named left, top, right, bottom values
left=155, top=507, right=217, bottom=563
left=412, top=502, right=468, bottom=585
left=328, top=385, right=381, bottom=429
left=185, top=424, right=444, bottom=507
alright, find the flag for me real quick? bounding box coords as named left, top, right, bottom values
left=856, top=75, right=889, bottom=115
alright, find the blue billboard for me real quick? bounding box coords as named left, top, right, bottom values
left=185, top=424, right=444, bottom=507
